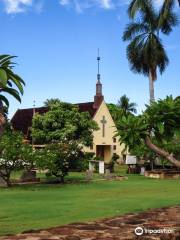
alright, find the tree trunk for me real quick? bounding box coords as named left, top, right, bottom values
left=150, top=159, right=154, bottom=170
left=0, top=171, right=12, bottom=187
left=149, top=71, right=155, bottom=103
left=145, top=136, right=180, bottom=168
left=6, top=177, right=12, bottom=187
left=0, top=100, right=6, bottom=137
left=60, top=176, right=65, bottom=183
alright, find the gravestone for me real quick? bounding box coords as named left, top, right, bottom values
left=21, top=170, right=38, bottom=182
left=89, top=161, right=95, bottom=172
left=105, top=169, right=112, bottom=180
left=140, top=167, right=145, bottom=175
left=85, top=170, right=93, bottom=181
left=99, top=161, right=104, bottom=174
left=89, top=160, right=104, bottom=174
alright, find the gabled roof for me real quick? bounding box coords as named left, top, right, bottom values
left=11, top=102, right=98, bottom=137
left=11, top=107, right=48, bottom=136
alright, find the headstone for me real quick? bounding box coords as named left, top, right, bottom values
left=140, top=167, right=145, bottom=175
left=105, top=169, right=112, bottom=180
left=21, top=170, right=37, bottom=182
left=99, top=161, right=104, bottom=174
left=86, top=170, right=93, bottom=181
left=89, top=161, right=95, bottom=172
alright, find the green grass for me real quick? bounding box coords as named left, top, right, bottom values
left=0, top=171, right=179, bottom=236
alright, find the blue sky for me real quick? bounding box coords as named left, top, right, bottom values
left=0, top=0, right=180, bottom=118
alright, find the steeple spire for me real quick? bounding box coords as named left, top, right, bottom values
left=94, top=49, right=104, bottom=109
left=97, top=48, right=101, bottom=82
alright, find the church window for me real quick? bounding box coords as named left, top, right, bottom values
left=113, top=145, right=116, bottom=150
left=113, top=137, right=116, bottom=143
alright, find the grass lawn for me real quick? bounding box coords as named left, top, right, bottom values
left=0, top=171, right=180, bottom=236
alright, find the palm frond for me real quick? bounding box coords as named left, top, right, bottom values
left=0, top=95, right=9, bottom=108
left=2, top=87, right=21, bottom=103
left=122, top=22, right=148, bottom=41
left=128, top=0, right=157, bottom=24
left=158, top=0, right=179, bottom=34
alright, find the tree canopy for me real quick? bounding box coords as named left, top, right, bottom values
left=31, top=101, right=98, bottom=146
left=116, top=96, right=180, bottom=167
left=31, top=100, right=99, bottom=182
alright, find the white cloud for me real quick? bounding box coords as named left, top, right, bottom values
left=5, top=0, right=177, bottom=15
left=99, top=0, right=114, bottom=9
left=3, top=0, right=33, bottom=14
left=58, top=0, right=115, bottom=12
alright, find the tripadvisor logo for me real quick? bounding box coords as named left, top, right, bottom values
left=135, top=227, right=143, bottom=236
left=135, top=227, right=173, bottom=236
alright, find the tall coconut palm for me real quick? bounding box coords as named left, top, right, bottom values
left=123, top=1, right=169, bottom=102
left=0, top=55, right=25, bottom=136
left=117, top=95, right=137, bottom=115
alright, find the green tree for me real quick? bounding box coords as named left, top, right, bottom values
left=123, top=1, right=172, bottom=102
left=31, top=101, right=98, bottom=182
left=0, top=55, right=25, bottom=137
left=117, top=94, right=137, bottom=115
left=32, top=101, right=98, bottom=145
left=0, top=127, right=24, bottom=186
left=21, top=144, right=38, bottom=171
left=108, top=103, right=123, bottom=123
left=108, top=95, right=137, bottom=124
left=116, top=96, right=180, bottom=168
left=44, top=98, right=61, bottom=107
left=36, top=142, right=83, bottom=182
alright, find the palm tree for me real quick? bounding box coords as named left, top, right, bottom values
left=44, top=98, right=61, bottom=107
left=123, top=1, right=170, bottom=102
left=117, top=95, right=137, bottom=115
left=0, top=55, right=25, bottom=136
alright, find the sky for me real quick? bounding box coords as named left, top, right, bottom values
left=0, top=0, right=180, bottom=118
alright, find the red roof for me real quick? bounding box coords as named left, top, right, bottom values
left=11, top=102, right=97, bottom=137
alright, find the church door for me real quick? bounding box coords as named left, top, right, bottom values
left=96, top=145, right=105, bottom=160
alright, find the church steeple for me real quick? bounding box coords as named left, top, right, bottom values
left=94, top=49, right=104, bottom=109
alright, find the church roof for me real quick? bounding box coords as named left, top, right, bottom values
left=11, top=102, right=97, bottom=137
left=76, top=102, right=97, bottom=117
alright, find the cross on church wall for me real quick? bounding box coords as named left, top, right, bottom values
left=101, top=115, right=107, bottom=137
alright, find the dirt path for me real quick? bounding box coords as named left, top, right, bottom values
left=2, top=205, right=180, bottom=240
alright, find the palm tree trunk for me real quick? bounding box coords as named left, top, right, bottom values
left=145, top=136, right=180, bottom=168
left=0, top=100, right=6, bottom=137
left=149, top=71, right=155, bottom=102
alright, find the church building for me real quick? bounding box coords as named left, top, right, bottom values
left=11, top=56, right=125, bottom=163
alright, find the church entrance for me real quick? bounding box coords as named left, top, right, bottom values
left=96, top=145, right=111, bottom=162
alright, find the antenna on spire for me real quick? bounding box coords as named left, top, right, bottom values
left=97, top=48, right=101, bottom=82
